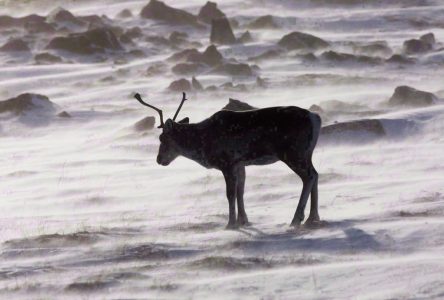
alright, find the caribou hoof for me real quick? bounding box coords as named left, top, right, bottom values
left=225, top=222, right=239, bottom=230
left=290, top=218, right=302, bottom=228
left=304, top=217, right=325, bottom=229
left=237, top=216, right=250, bottom=227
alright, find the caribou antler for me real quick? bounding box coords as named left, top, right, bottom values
left=134, top=93, right=164, bottom=128
left=172, top=92, right=187, bottom=121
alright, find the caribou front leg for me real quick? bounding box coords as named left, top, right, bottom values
left=222, top=167, right=238, bottom=229
left=236, top=166, right=249, bottom=226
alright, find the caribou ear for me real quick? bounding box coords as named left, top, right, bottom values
left=178, top=117, right=189, bottom=124
left=164, top=119, right=174, bottom=132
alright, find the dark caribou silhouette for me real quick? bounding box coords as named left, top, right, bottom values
left=134, top=92, right=321, bottom=229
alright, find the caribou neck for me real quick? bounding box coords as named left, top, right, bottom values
left=173, top=123, right=206, bottom=164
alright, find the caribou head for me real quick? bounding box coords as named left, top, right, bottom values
left=134, top=92, right=189, bottom=166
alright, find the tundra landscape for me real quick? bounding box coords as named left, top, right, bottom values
left=0, top=0, right=444, bottom=298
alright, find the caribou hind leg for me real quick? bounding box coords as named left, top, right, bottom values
left=281, top=155, right=318, bottom=227
left=305, top=174, right=320, bottom=225
left=236, top=165, right=249, bottom=226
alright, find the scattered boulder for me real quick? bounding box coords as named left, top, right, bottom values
left=24, top=19, right=56, bottom=34
left=278, top=31, right=329, bottom=51
left=146, top=62, right=167, bottom=76
left=168, top=48, right=201, bottom=62
left=320, top=119, right=386, bottom=144
left=256, top=76, right=266, bottom=88
left=193, top=44, right=223, bottom=66
left=124, top=27, right=143, bottom=39
left=248, top=49, right=281, bottom=62
left=134, top=116, right=155, bottom=131
left=47, top=8, right=86, bottom=28
left=388, top=86, right=438, bottom=107
left=0, top=93, right=56, bottom=115
left=192, top=77, right=204, bottom=90
left=352, top=41, right=392, bottom=57
left=320, top=51, right=383, bottom=65
left=210, top=17, right=236, bottom=44
left=0, top=14, right=45, bottom=28
left=57, top=111, right=72, bottom=118
left=34, top=52, right=63, bottom=64
left=168, top=78, right=192, bottom=92
left=222, top=98, right=257, bottom=111
left=140, top=0, right=200, bottom=27
left=247, top=15, right=279, bottom=29
left=212, top=63, right=254, bottom=76
left=238, top=31, right=253, bottom=43
left=117, top=9, right=133, bottom=19
left=403, top=33, right=436, bottom=54
left=46, top=27, right=123, bottom=55
left=197, top=1, right=226, bottom=24
left=172, top=63, right=204, bottom=75
left=386, top=54, right=415, bottom=64
left=169, top=31, right=188, bottom=45
left=0, top=39, right=30, bottom=52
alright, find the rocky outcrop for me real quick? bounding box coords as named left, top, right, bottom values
left=134, top=116, right=155, bottom=131
left=47, top=8, right=86, bottom=28
left=403, top=33, right=436, bottom=54
left=210, top=17, right=236, bottom=44
left=238, top=31, right=253, bottom=43
left=117, top=9, right=133, bottom=19
left=320, top=51, right=383, bottom=65
left=170, top=45, right=223, bottom=67
left=0, top=39, right=30, bottom=52
left=247, top=15, right=279, bottom=29
left=248, top=49, right=281, bottom=62
left=168, top=78, right=192, bottom=91
left=192, top=77, right=204, bottom=90
left=46, top=27, right=123, bottom=55
left=278, top=31, right=329, bottom=51
left=172, top=63, right=204, bottom=75
left=34, top=52, right=63, bottom=64
left=0, top=14, right=45, bottom=28
left=197, top=1, right=226, bottom=24
left=57, top=111, right=72, bottom=118
left=386, top=54, right=415, bottom=64
left=0, top=93, right=56, bottom=115
left=388, top=86, right=438, bottom=107
left=222, top=98, right=257, bottom=111
left=212, top=63, right=254, bottom=76
left=320, top=119, right=386, bottom=144
left=140, top=0, right=200, bottom=27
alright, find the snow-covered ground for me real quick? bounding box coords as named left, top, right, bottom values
left=0, top=0, right=444, bottom=298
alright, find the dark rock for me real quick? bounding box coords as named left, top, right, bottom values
left=125, top=27, right=143, bottom=39
left=320, top=119, right=386, bottom=142
left=210, top=17, right=236, bottom=45
left=0, top=39, right=30, bottom=52
left=168, top=48, right=200, bottom=62
left=220, top=82, right=247, bottom=92
left=169, top=31, right=188, bottom=45
left=212, top=63, right=254, bottom=76
left=0, top=14, right=45, bottom=28
left=205, top=85, right=218, bottom=91
left=198, top=44, right=223, bottom=66
left=134, top=116, right=155, bottom=131
left=117, top=9, right=133, bottom=19
left=222, top=98, right=256, bottom=111
left=168, top=79, right=192, bottom=91
left=47, top=8, right=86, bottom=28
left=24, top=19, right=55, bottom=34
left=192, top=77, right=203, bottom=90
left=248, top=49, right=281, bottom=62
left=388, top=85, right=438, bottom=107
left=57, top=111, right=72, bottom=118
left=353, top=41, right=392, bottom=56
left=197, top=1, right=226, bottom=24
left=247, top=15, right=279, bottom=29
left=238, top=31, right=253, bottom=43
left=278, top=31, right=329, bottom=51
left=140, top=0, right=200, bottom=26
left=145, top=35, right=171, bottom=47
left=386, top=54, right=415, bottom=64
left=420, top=32, right=435, bottom=45
left=46, top=27, right=123, bottom=55
left=403, top=33, right=435, bottom=54
left=34, top=52, right=63, bottom=64
left=172, top=63, right=204, bottom=75
left=0, top=93, right=55, bottom=115
left=320, top=50, right=383, bottom=65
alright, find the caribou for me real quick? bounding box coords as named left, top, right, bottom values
left=134, top=92, right=321, bottom=229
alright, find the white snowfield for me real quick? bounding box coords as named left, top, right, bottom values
left=0, top=0, right=444, bottom=299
